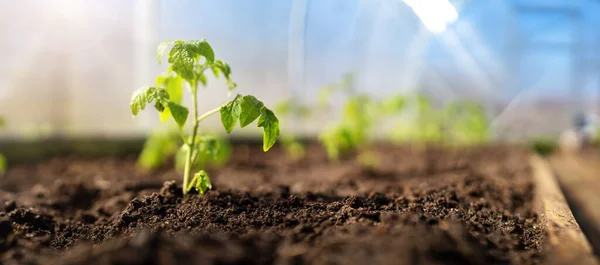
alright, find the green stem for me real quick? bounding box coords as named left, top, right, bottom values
left=183, top=81, right=200, bottom=195
left=182, top=103, right=224, bottom=194
left=197, top=106, right=221, bottom=123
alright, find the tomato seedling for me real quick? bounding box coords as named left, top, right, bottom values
left=442, top=100, right=490, bottom=144
left=317, top=73, right=392, bottom=160
left=131, top=39, right=279, bottom=195
left=389, top=94, right=490, bottom=145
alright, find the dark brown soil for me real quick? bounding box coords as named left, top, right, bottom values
left=0, top=144, right=546, bottom=265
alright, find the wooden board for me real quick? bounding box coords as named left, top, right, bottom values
left=531, top=155, right=599, bottom=265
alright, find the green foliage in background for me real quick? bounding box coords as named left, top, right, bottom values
left=274, top=98, right=312, bottom=160
left=443, top=100, right=490, bottom=144
left=318, top=73, right=406, bottom=161
left=131, top=39, right=279, bottom=195
left=389, top=94, right=490, bottom=145
left=137, top=127, right=180, bottom=170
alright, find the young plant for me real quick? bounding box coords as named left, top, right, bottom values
left=442, top=100, right=490, bottom=144
left=131, top=39, right=279, bottom=195
left=317, top=73, right=383, bottom=160
left=388, top=94, right=491, bottom=145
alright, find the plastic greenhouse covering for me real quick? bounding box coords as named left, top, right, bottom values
left=1, top=0, right=599, bottom=141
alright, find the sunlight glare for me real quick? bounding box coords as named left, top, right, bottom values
left=403, top=0, right=458, bottom=33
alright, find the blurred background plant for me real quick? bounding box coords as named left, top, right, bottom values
left=274, top=98, right=312, bottom=160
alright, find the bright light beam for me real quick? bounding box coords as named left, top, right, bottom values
left=403, top=0, right=458, bottom=34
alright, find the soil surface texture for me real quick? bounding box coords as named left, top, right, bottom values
left=0, top=144, right=546, bottom=265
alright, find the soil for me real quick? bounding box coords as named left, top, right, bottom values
left=0, top=143, right=547, bottom=265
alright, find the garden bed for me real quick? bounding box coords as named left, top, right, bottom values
left=0, top=143, right=588, bottom=264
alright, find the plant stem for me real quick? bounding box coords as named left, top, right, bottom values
left=183, top=81, right=200, bottom=195
left=182, top=101, right=223, bottom=194
left=197, top=106, right=221, bottom=123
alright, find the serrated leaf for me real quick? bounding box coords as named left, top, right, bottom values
left=165, top=40, right=215, bottom=81
left=189, top=39, right=214, bottom=63
left=198, top=73, right=207, bottom=86
left=210, top=60, right=236, bottom=91
left=167, top=101, right=189, bottom=128
left=168, top=44, right=197, bottom=81
left=257, top=107, right=279, bottom=151
left=131, top=87, right=152, bottom=115
left=193, top=170, right=212, bottom=194
left=220, top=95, right=242, bottom=133
left=238, top=95, right=264, bottom=127
left=157, top=40, right=178, bottom=64
left=131, top=87, right=169, bottom=116
left=211, top=65, right=221, bottom=78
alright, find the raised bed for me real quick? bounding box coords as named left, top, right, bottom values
left=0, top=143, right=595, bottom=265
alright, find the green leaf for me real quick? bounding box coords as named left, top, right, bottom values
left=193, top=170, right=212, bottom=194
left=157, top=40, right=178, bottom=64
left=167, top=101, right=189, bottom=128
left=198, top=73, right=207, bottom=86
left=168, top=44, right=196, bottom=81
left=154, top=101, right=165, bottom=112
left=220, top=95, right=242, bottom=133
left=156, top=74, right=184, bottom=122
left=211, top=60, right=231, bottom=77
left=131, top=87, right=170, bottom=116
left=211, top=60, right=236, bottom=91
left=226, top=80, right=237, bottom=91
left=189, top=39, right=214, bottom=63
left=257, top=107, right=279, bottom=151
left=238, top=95, right=264, bottom=127
left=0, top=117, right=5, bottom=129
left=131, top=87, right=151, bottom=116
left=165, top=40, right=215, bottom=81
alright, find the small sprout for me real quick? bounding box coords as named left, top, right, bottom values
left=131, top=39, right=279, bottom=195
left=191, top=170, right=212, bottom=194
left=317, top=73, right=380, bottom=161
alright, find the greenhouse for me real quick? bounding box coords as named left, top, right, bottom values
left=1, top=0, right=600, bottom=264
